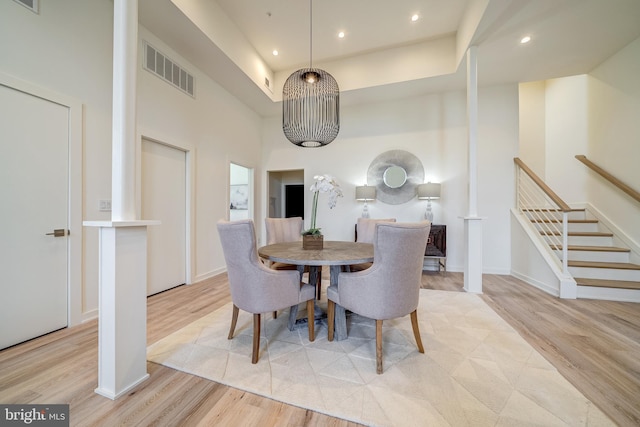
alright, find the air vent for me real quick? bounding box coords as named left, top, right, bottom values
left=264, top=77, right=273, bottom=94
left=13, top=0, right=39, bottom=13
left=143, top=41, right=195, bottom=97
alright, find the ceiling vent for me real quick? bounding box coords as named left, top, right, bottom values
left=13, top=0, right=39, bottom=13
left=143, top=41, right=195, bottom=97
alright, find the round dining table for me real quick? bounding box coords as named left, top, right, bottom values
left=258, top=240, right=373, bottom=341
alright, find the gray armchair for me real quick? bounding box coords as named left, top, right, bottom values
left=264, top=217, right=304, bottom=274
left=265, top=216, right=304, bottom=245
left=327, top=221, right=431, bottom=374
left=355, top=217, right=397, bottom=244
left=349, top=217, right=397, bottom=272
left=265, top=217, right=322, bottom=299
left=217, top=219, right=316, bottom=364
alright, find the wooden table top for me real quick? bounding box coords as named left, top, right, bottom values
left=258, top=241, right=373, bottom=266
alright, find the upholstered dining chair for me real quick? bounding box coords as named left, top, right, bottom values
left=348, top=217, right=396, bottom=272
left=217, top=219, right=316, bottom=364
left=327, top=221, right=431, bottom=374
left=265, top=217, right=322, bottom=299
left=264, top=217, right=304, bottom=269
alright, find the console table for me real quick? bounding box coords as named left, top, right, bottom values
left=424, top=224, right=446, bottom=274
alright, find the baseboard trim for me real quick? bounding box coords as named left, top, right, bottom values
left=194, top=267, right=226, bottom=284
left=511, top=271, right=560, bottom=297
left=81, top=309, right=98, bottom=323
left=577, top=286, right=640, bottom=303
left=94, top=373, right=150, bottom=401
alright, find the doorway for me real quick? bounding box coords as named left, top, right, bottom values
left=230, top=163, right=253, bottom=221
left=285, top=185, right=304, bottom=218
left=267, top=169, right=304, bottom=219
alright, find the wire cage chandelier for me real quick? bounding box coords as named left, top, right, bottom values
left=282, top=0, right=340, bottom=148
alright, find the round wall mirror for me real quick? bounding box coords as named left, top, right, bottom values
left=383, top=166, right=407, bottom=188
left=367, top=149, right=424, bottom=205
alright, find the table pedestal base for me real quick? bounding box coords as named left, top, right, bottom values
left=259, top=242, right=374, bottom=342
left=287, top=265, right=348, bottom=340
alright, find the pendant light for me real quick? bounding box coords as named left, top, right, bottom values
left=282, top=0, right=340, bottom=147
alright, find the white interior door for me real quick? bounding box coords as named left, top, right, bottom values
left=0, top=84, right=69, bottom=349
left=142, top=139, right=187, bottom=295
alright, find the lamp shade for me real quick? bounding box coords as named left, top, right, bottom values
left=355, top=185, right=376, bottom=201
left=282, top=68, right=340, bottom=147
left=417, top=183, right=441, bottom=199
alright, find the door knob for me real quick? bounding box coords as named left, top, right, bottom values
left=46, top=229, right=68, bottom=237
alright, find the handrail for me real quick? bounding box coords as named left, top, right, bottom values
left=514, top=157, right=570, bottom=275
left=575, top=155, right=640, bottom=203
left=513, top=158, right=572, bottom=212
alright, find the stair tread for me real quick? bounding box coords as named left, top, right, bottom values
left=568, top=260, right=640, bottom=270
left=555, top=245, right=630, bottom=252
left=522, top=208, right=585, bottom=212
left=540, top=231, right=613, bottom=237
left=575, top=278, right=640, bottom=290
left=531, top=219, right=598, bottom=223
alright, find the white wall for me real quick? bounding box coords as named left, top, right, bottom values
left=0, top=1, right=263, bottom=321
left=262, top=84, right=519, bottom=274
left=138, top=27, right=263, bottom=285
left=0, top=0, right=114, bottom=321
left=544, top=75, right=591, bottom=205
left=519, top=38, right=640, bottom=248
left=1, top=1, right=551, bottom=322
left=587, top=37, right=640, bottom=247
left=513, top=37, right=640, bottom=291
left=478, top=84, right=520, bottom=273
left=518, top=81, right=546, bottom=177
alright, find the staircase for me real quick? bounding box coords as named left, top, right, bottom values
left=530, top=208, right=640, bottom=297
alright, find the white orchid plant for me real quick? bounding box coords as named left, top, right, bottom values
left=303, top=174, right=343, bottom=236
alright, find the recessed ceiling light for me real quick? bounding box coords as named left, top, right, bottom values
left=272, top=50, right=279, bottom=56
left=411, top=14, right=419, bottom=22
left=338, top=31, right=345, bottom=39
left=520, top=36, right=531, bottom=44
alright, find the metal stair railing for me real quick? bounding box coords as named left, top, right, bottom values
left=514, top=158, right=572, bottom=275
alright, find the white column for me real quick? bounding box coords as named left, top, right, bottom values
left=463, top=46, right=483, bottom=294
left=84, top=0, right=159, bottom=400
left=111, top=0, right=138, bottom=221
left=89, top=222, right=153, bottom=399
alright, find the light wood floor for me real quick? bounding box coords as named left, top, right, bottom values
left=1, top=272, right=638, bottom=426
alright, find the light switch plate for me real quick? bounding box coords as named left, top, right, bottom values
left=99, top=199, right=112, bottom=212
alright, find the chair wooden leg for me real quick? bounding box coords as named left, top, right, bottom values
left=327, top=299, right=335, bottom=341
left=376, top=319, right=383, bottom=374
left=273, top=311, right=278, bottom=319
left=228, top=304, right=239, bottom=339
left=307, top=299, right=315, bottom=342
left=252, top=313, right=261, bottom=364
left=410, top=310, right=424, bottom=353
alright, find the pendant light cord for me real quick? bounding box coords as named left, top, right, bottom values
left=309, top=0, right=313, bottom=69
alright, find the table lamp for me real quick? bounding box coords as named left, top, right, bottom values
left=417, top=182, right=441, bottom=222
left=355, top=185, right=376, bottom=218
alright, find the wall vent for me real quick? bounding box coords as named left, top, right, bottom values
left=264, top=77, right=274, bottom=94
left=13, top=0, right=39, bottom=13
left=143, top=41, right=195, bottom=98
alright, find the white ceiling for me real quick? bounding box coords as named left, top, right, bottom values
left=215, top=0, right=469, bottom=72
left=138, top=0, right=640, bottom=117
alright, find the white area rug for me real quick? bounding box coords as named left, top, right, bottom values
left=147, top=289, right=612, bottom=426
